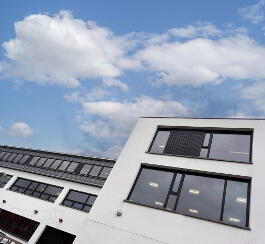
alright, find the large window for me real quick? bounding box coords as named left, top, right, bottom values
left=36, top=226, right=75, bottom=244
left=127, top=166, right=251, bottom=228
left=149, top=128, right=252, bottom=163
left=9, top=178, right=63, bottom=202
left=0, top=208, right=39, bottom=241
left=61, top=190, right=97, bottom=213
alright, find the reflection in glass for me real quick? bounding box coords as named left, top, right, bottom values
left=223, top=180, right=248, bottom=227
left=129, top=168, right=174, bottom=208
left=172, top=174, right=182, bottom=192
left=176, top=175, right=225, bottom=222
left=150, top=131, right=170, bottom=154
left=209, top=133, right=250, bottom=162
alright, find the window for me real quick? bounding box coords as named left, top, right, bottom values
left=0, top=208, right=39, bottom=241
left=61, top=190, right=97, bottom=212
left=127, top=166, right=251, bottom=228
left=10, top=178, right=63, bottom=202
left=149, top=128, right=252, bottom=163
left=36, top=226, right=75, bottom=244
left=0, top=173, right=12, bottom=188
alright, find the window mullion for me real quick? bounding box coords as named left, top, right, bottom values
left=163, top=173, right=177, bottom=209
left=173, top=174, right=185, bottom=211
left=220, top=179, right=227, bottom=221
left=207, top=132, right=213, bottom=158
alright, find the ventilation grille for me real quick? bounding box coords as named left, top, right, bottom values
left=163, top=129, right=205, bottom=157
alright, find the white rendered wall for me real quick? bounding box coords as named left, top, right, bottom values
left=0, top=167, right=101, bottom=243
left=77, top=118, right=265, bottom=244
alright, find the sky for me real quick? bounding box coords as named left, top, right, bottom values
left=1, top=0, right=265, bottom=159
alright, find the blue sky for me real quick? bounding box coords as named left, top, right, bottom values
left=1, top=0, right=265, bottom=158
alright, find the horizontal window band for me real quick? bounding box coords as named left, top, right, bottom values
left=141, top=163, right=252, bottom=181
left=146, top=151, right=253, bottom=165
left=123, top=200, right=251, bottom=231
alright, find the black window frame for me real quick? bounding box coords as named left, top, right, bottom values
left=9, top=177, right=63, bottom=203
left=60, top=189, right=97, bottom=213
left=147, top=126, right=253, bottom=164
left=125, top=164, right=251, bottom=230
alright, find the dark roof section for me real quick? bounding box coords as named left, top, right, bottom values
left=0, top=145, right=116, bottom=188
left=140, top=117, right=265, bottom=120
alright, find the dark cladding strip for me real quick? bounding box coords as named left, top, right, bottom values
left=0, top=145, right=115, bottom=188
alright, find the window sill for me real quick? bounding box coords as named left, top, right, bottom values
left=145, top=151, right=253, bottom=165
left=123, top=200, right=251, bottom=231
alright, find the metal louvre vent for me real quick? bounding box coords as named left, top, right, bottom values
left=163, top=129, right=205, bottom=157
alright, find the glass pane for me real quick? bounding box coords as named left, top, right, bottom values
left=199, top=148, right=208, bottom=158
left=28, top=182, right=39, bottom=190
left=25, top=190, right=33, bottom=196
left=99, top=167, right=112, bottom=178
left=150, top=131, right=170, bottom=154
left=50, top=160, right=62, bottom=169
left=73, top=203, right=83, bottom=210
left=86, top=195, right=97, bottom=205
left=66, top=162, right=78, bottom=172
left=2, top=153, right=11, bottom=161
left=36, top=184, right=47, bottom=192
left=172, top=174, right=182, bottom=193
left=67, top=191, right=88, bottom=203
left=6, top=153, right=17, bottom=162
left=89, top=166, right=102, bottom=177
left=13, top=154, right=24, bottom=163
left=58, top=161, right=70, bottom=171
left=129, top=168, right=174, bottom=208
left=80, top=164, right=92, bottom=175
left=63, top=200, right=72, bottom=207
left=20, top=155, right=30, bottom=164
left=44, top=186, right=62, bottom=196
left=83, top=205, right=91, bottom=212
left=177, top=175, right=225, bottom=222
left=0, top=208, right=39, bottom=241
left=209, top=133, right=251, bottom=162
left=0, top=151, right=6, bottom=159
left=223, top=180, right=248, bottom=227
left=15, top=178, right=31, bottom=188
left=29, top=157, right=40, bottom=166
left=203, top=133, right=211, bottom=147
left=36, top=158, right=47, bottom=167
left=42, top=159, right=54, bottom=168
left=166, top=194, right=177, bottom=210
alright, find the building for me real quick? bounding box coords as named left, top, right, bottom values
left=0, top=117, right=264, bottom=243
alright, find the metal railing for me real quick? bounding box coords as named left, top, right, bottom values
left=0, top=232, right=22, bottom=244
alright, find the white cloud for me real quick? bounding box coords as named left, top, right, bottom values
left=1, top=11, right=135, bottom=87
left=135, top=34, right=265, bottom=86
left=64, top=87, right=110, bottom=103
left=169, top=23, right=222, bottom=38
left=239, top=0, right=265, bottom=24
left=9, top=122, right=34, bottom=137
left=80, top=96, right=189, bottom=138
left=103, top=78, right=129, bottom=91
left=0, top=125, right=3, bottom=132
left=240, top=81, right=265, bottom=113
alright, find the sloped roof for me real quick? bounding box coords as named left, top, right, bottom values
left=0, top=145, right=115, bottom=188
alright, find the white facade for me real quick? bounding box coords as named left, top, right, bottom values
left=0, top=118, right=264, bottom=243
